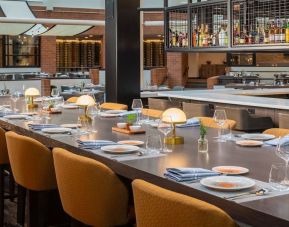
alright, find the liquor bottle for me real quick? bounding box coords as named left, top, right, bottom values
left=269, top=23, right=275, bottom=43
left=274, top=20, right=281, bottom=43
left=198, top=24, right=204, bottom=47
left=192, top=29, right=198, bottom=47
left=264, top=24, right=270, bottom=44
left=239, top=27, right=246, bottom=45
left=281, top=20, right=286, bottom=43
left=234, top=22, right=240, bottom=45
left=286, top=20, right=289, bottom=43
left=203, top=24, right=209, bottom=47
left=255, top=25, right=260, bottom=44
left=259, top=25, right=264, bottom=44
left=248, top=25, right=254, bottom=44
left=172, top=31, right=176, bottom=47
left=212, top=33, right=217, bottom=46
left=175, top=31, right=179, bottom=47
left=219, top=25, right=226, bottom=46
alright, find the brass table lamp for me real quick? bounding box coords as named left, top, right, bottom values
left=25, top=88, right=40, bottom=109
left=76, top=95, right=96, bottom=122
left=162, top=108, right=187, bottom=145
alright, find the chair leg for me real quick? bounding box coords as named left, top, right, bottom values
left=8, top=167, right=15, bottom=202
left=70, top=218, right=85, bottom=227
left=0, top=165, right=5, bottom=227
left=17, top=185, right=26, bottom=226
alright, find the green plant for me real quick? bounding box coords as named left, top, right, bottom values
left=48, top=100, right=56, bottom=110
left=199, top=121, right=207, bottom=141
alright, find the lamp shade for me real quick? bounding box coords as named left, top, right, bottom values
left=76, top=95, right=95, bottom=106
left=162, top=108, right=187, bottom=124
left=24, top=88, right=40, bottom=96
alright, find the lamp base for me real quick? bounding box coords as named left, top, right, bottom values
left=164, top=136, right=184, bottom=145
left=79, top=114, right=92, bottom=122
left=27, top=103, right=38, bottom=109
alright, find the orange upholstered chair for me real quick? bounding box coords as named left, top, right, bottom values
left=132, top=179, right=237, bottom=227
left=263, top=128, right=289, bottom=137
left=66, top=97, right=79, bottom=103
left=100, top=102, right=128, bottom=110
left=142, top=108, right=163, bottom=118
left=52, top=148, right=129, bottom=226
left=5, top=131, right=59, bottom=226
left=198, top=117, right=237, bottom=130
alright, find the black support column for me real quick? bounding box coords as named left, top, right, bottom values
left=105, top=0, right=140, bottom=107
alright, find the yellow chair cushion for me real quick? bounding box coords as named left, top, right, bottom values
left=198, top=117, right=236, bottom=129
left=132, top=179, right=237, bottom=227
left=67, top=97, right=79, bottom=103
left=5, top=131, right=57, bottom=191
left=263, top=128, right=289, bottom=137
left=53, top=148, right=129, bottom=226
left=100, top=102, right=128, bottom=110
left=142, top=108, right=163, bottom=118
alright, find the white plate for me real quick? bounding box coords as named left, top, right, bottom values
left=200, top=176, right=255, bottom=191
left=236, top=140, right=264, bottom=147
left=41, top=127, right=72, bottom=134
left=4, top=115, right=27, bottom=120
left=20, top=112, right=38, bottom=116
left=105, top=110, right=127, bottom=114
left=117, top=140, right=144, bottom=146
left=60, top=124, right=81, bottom=129
left=241, top=134, right=275, bottom=141
left=101, top=145, right=139, bottom=154
left=99, top=113, right=120, bottom=118
left=212, top=166, right=249, bottom=175
left=62, top=104, right=79, bottom=109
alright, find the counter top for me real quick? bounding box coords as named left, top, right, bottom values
left=158, top=88, right=289, bottom=110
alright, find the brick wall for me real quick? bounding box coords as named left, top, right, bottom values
left=40, top=36, right=57, bottom=74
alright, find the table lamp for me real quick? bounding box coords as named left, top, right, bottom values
left=76, top=95, right=96, bottom=122
left=162, top=108, right=187, bottom=145
left=25, top=88, right=40, bottom=109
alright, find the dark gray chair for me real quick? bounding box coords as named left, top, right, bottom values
left=216, top=106, right=274, bottom=132
left=182, top=102, right=214, bottom=118
left=279, top=113, right=289, bottom=129
left=148, top=98, right=180, bottom=111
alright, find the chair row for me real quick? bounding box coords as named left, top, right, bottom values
left=0, top=129, right=237, bottom=227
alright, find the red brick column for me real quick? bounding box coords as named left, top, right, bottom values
left=41, top=79, right=51, bottom=96
left=166, top=53, right=188, bottom=87
left=150, top=68, right=168, bottom=86
left=40, top=36, right=57, bottom=74
left=89, top=69, right=100, bottom=85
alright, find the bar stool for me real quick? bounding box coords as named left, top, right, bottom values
left=100, top=102, right=128, bottom=110
left=263, top=128, right=289, bottom=137
left=142, top=108, right=163, bottom=118
left=132, top=179, right=237, bottom=227
left=5, top=131, right=64, bottom=227
left=52, top=148, right=130, bottom=226
left=198, top=117, right=236, bottom=129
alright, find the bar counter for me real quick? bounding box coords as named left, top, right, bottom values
left=0, top=99, right=288, bottom=226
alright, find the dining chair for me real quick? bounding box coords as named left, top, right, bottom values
left=67, top=97, right=79, bottom=103
left=52, top=147, right=130, bottom=227
left=132, top=179, right=237, bottom=227
left=100, top=102, right=128, bottom=110
left=142, top=108, right=163, bottom=118
left=278, top=113, right=289, bottom=129
left=5, top=131, right=65, bottom=227
left=263, top=128, right=289, bottom=137
left=198, top=117, right=237, bottom=129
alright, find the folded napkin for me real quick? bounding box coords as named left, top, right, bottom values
left=164, top=168, right=220, bottom=182
left=265, top=137, right=289, bottom=146
left=28, top=124, right=59, bottom=130
left=176, top=118, right=200, bottom=128
left=77, top=140, right=116, bottom=149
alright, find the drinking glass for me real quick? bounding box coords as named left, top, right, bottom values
left=276, top=136, right=289, bottom=185
left=51, top=88, right=60, bottom=97
left=146, top=134, right=162, bottom=155
left=157, top=116, right=173, bottom=153
left=11, top=91, right=21, bottom=112
left=131, top=99, right=143, bottom=125
left=213, top=109, right=227, bottom=142
left=269, top=163, right=289, bottom=191
left=86, top=105, right=99, bottom=133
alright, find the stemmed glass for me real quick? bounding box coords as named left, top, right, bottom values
left=11, top=91, right=21, bottom=112
left=213, top=109, right=227, bottom=142
left=86, top=105, right=99, bottom=133
left=276, top=136, right=289, bottom=185
left=131, top=99, right=143, bottom=125
left=51, top=88, right=60, bottom=97
left=157, top=116, right=173, bottom=153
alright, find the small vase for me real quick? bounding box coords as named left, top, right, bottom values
left=198, top=137, right=208, bottom=153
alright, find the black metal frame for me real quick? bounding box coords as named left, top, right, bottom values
left=165, top=0, right=289, bottom=52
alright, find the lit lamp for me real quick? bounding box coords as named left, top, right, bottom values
left=76, top=95, right=96, bottom=122
left=25, top=88, right=40, bottom=109
left=162, top=108, right=187, bottom=145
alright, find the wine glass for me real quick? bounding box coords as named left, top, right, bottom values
left=86, top=105, right=99, bottom=133
left=131, top=99, right=143, bottom=125
left=213, top=109, right=227, bottom=142
left=276, top=136, right=289, bottom=185
left=51, top=88, right=60, bottom=97
left=157, top=116, right=173, bottom=153
left=11, top=91, right=21, bottom=112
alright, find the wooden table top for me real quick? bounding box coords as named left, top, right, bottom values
left=0, top=99, right=288, bottom=227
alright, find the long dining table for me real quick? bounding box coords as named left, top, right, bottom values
left=0, top=99, right=289, bottom=227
